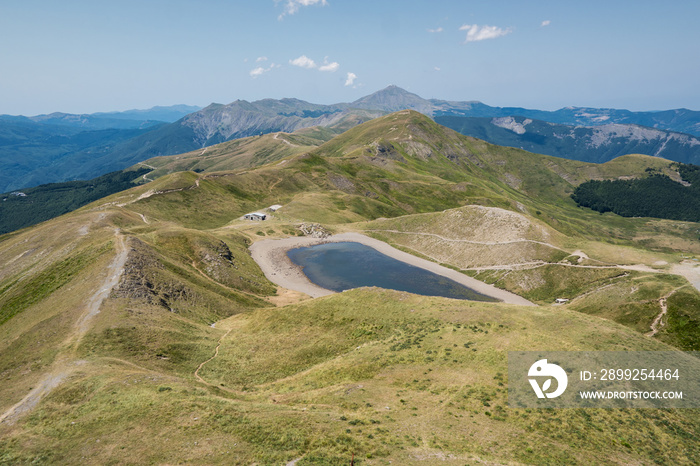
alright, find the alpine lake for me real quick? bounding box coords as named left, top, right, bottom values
left=287, top=241, right=498, bottom=302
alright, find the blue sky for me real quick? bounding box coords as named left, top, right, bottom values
left=1, top=0, right=699, bottom=115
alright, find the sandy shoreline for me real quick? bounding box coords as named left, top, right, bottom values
left=249, top=232, right=535, bottom=306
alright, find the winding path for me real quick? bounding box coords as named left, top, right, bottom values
left=368, top=229, right=686, bottom=275
left=194, top=328, right=233, bottom=385
left=274, top=132, right=297, bottom=147
left=647, top=298, right=669, bottom=338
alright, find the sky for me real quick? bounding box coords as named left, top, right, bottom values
left=1, top=0, right=699, bottom=115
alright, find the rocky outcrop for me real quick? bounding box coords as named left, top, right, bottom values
left=328, top=175, right=356, bottom=193
left=112, top=238, right=164, bottom=303
left=196, top=239, right=237, bottom=285
left=298, top=223, right=330, bottom=238
left=112, top=237, right=191, bottom=310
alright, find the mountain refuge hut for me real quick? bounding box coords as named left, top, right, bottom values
left=244, top=212, right=267, bottom=221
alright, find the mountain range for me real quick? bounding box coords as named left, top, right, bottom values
left=436, top=115, right=700, bottom=164
left=3, top=86, right=700, bottom=193
left=349, top=85, right=700, bottom=136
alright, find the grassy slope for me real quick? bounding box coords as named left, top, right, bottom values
left=2, top=287, right=698, bottom=465
left=1, top=111, right=700, bottom=464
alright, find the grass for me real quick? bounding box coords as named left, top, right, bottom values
left=77, top=298, right=223, bottom=376
left=570, top=274, right=688, bottom=330
left=4, top=289, right=698, bottom=465
left=662, top=287, right=700, bottom=350
left=0, top=242, right=111, bottom=325
left=470, top=265, right=629, bottom=303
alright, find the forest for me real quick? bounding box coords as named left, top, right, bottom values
left=572, top=163, right=700, bottom=222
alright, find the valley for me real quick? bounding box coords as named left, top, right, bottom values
left=1, top=111, right=699, bottom=464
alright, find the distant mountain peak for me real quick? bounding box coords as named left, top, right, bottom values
left=351, top=85, right=435, bottom=114
left=358, top=85, right=421, bottom=99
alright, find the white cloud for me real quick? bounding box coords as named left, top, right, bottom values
left=318, top=57, right=339, bottom=72
left=460, top=24, right=512, bottom=42
left=434, top=66, right=441, bottom=71
left=427, top=27, right=443, bottom=33
left=290, top=55, right=340, bottom=72
left=250, top=67, right=266, bottom=78
left=277, top=0, right=328, bottom=19
left=344, top=72, right=357, bottom=87
left=250, top=63, right=279, bottom=78
left=289, top=55, right=317, bottom=69
left=256, top=56, right=268, bottom=63
left=541, top=20, right=551, bottom=27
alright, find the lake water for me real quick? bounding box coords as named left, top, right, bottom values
left=287, top=241, right=497, bottom=302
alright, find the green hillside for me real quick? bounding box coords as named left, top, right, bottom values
left=1, top=111, right=700, bottom=464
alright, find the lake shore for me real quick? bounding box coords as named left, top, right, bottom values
left=249, top=232, right=535, bottom=306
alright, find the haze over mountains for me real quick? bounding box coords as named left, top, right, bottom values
left=0, top=105, right=200, bottom=192
left=3, top=86, right=700, bottom=192
left=1, top=104, right=200, bottom=129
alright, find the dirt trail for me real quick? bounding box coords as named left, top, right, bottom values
left=372, top=229, right=696, bottom=279
left=1, top=228, right=129, bottom=425
left=116, top=178, right=200, bottom=207
left=136, top=162, right=156, bottom=182
left=368, top=228, right=565, bottom=250
left=194, top=328, right=233, bottom=385
left=77, top=230, right=128, bottom=337
left=0, top=363, right=77, bottom=425
left=274, top=132, right=297, bottom=147
left=569, top=274, right=631, bottom=304
left=193, top=315, right=248, bottom=387
left=647, top=298, right=669, bottom=337
left=647, top=288, right=683, bottom=337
